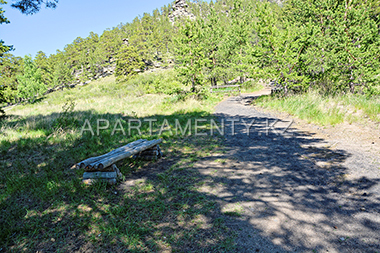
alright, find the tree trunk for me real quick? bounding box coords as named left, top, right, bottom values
left=78, top=139, right=145, bottom=169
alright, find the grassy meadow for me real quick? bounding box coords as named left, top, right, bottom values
left=0, top=71, right=241, bottom=252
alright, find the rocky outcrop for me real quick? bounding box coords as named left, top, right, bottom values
left=71, top=64, right=116, bottom=83
left=269, top=0, right=284, bottom=6
left=122, top=38, right=129, bottom=46
left=169, top=0, right=195, bottom=23
left=97, top=64, right=116, bottom=78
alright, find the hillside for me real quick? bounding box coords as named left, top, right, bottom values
left=2, top=0, right=379, bottom=111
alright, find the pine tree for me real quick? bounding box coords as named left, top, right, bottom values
left=279, top=0, right=380, bottom=94
left=115, top=45, right=144, bottom=82
left=17, top=55, right=46, bottom=103
left=0, top=0, right=12, bottom=57
left=129, top=17, right=150, bottom=63
left=253, top=2, right=314, bottom=92
left=35, top=51, right=54, bottom=87
left=98, top=28, right=124, bottom=65
left=51, top=51, right=73, bottom=87
left=175, top=19, right=209, bottom=92
left=202, top=8, right=225, bottom=86
left=218, top=0, right=253, bottom=84
left=0, top=53, right=23, bottom=103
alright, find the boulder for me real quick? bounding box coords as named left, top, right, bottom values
left=169, top=0, right=195, bottom=23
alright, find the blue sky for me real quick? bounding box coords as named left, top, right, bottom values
left=1, top=0, right=174, bottom=57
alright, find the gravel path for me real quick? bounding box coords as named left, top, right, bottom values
left=196, top=90, right=380, bottom=252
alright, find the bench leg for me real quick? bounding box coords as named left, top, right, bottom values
left=133, top=145, right=163, bottom=160
left=82, top=164, right=123, bottom=185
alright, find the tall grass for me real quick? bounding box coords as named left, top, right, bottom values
left=123, top=68, right=186, bottom=95
left=255, top=91, right=380, bottom=126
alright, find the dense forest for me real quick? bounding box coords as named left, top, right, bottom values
left=1, top=0, right=380, bottom=112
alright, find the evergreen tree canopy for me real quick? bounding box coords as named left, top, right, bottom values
left=11, top=0, right=58, bottom=15
left=115, top=45, right=144, bottom=82
left=175, top=19, right=209, bottom=92
left=17, top=55, right=46, bottom=102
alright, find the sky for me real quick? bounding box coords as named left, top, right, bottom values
left=1, top=0, right=174, bottom=57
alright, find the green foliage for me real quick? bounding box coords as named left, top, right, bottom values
left=115, top=45, right=144, bottom=82
left=253, top=0, right=380, bottom=94
left=201, top=8, right=225, bottom=86
left=220, top=0, right=254, bottom=82
left=0, top=0, right=8, bottom=25
left=53, top=100, right=78, bottom=130
left=16, top=55, right=46, bottom=102
left=124, top=69, right=183, bottom=95
left=0, top=53, right=22, bottom=104
left=175, top=0, right=380, bottom=96
left=1, top=0, right=176, bottom=102
left=51, top=51, right=73, bottom=87
left=10, top=0, right=58, bottom=15
left=34, top=51, right=53, bottom=86
left=175, top=19, right=209, bottom=92
left=0, top=40, right=12, bottom=57
left=1, top=0, right=59, bottom=112
left=0, top=1, right=11, bottom=113
left=0, top=1, right=12, bottom=57
left=64, top=32, right=107, bottom=82
left=253, top=2, right=313, bottom=92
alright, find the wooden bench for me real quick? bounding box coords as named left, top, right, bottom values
left=77, top=139, right=162, bottom=185
left=210, top=85, right=241, bottom=95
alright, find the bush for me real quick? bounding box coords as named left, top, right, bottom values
left=124, top=69, right=184, bottom=95
left=53, top=101, right=79, bottom=130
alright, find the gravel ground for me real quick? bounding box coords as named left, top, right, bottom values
left=195, top=90, right=380, bottom=252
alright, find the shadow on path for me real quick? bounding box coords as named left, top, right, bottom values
left=186, top=94, right=380, bottom=252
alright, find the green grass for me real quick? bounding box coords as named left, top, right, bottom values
left=254, top=91, right=380, bottom=126
left=124, top=69, right=185, bottom=95
left=223, top=211, right=242, bottom=217
left=209, top=80, right=264, bottom=95
left=0, top=72, right=238, bottom=252
left=241, top=80, right=264, bottom=93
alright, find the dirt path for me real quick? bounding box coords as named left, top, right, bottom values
left=195, top=90, right=380, bottom=252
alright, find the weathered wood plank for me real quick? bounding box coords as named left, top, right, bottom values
left=82, top=178, right=117, bottom=185
left=83, top=171, right=117, bottom=179
left=90, top=139, right=163, bottom=170
left=78, top=139, right=145, bottom=169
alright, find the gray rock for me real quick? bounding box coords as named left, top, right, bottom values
left=169, top=0, right=195, bottom=23
left=122, top=38, right=129, bottom=46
